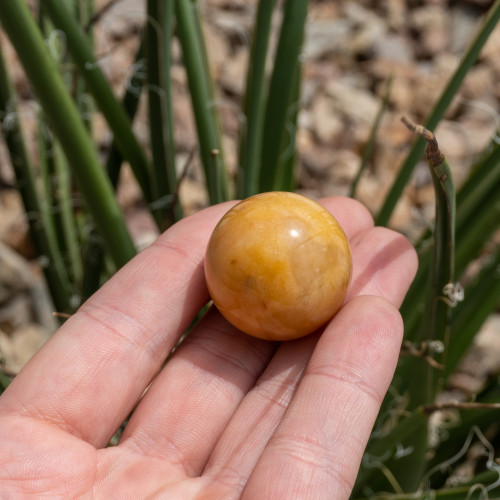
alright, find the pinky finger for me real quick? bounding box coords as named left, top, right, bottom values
left=242, top=296, right=403, bottom=500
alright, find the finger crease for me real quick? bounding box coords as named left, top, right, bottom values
left=306, top=364, right=383, bottom=409
left=272, top=432, right=353, bottom=494
left=79, top=302, right=156, bottom=362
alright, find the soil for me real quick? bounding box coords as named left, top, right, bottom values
left=1, top=0, right=499, bottom=382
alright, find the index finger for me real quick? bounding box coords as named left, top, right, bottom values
left=0, top=201, right=236, bottom=446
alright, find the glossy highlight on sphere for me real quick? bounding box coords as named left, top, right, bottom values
left=204, top=192, right=352, bottom=341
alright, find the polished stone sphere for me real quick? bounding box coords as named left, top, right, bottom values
left=204, top=192, right=352, bottom=340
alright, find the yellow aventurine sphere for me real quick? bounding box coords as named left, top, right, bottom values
left=204, top=192, right=352, bottom=341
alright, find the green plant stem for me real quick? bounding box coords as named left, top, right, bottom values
left=106, top=38, right=146, bottom=189
left=403, top=119, right=456, bottom=358
left=354, top=474, right=500, bottom=500
left=274, top=57, right=301, bottom=191
left=81, top=37, right=148, bottom=302
left=424, top=379, right=500, bottom=489
left=352, top=409, right=428, bottom=497
left=400, top=118, right=455, bottom=402
left=0, top=369, right=15, bottom=392
left=80, top=229, right=105, bottom=302
left=76, top=0, right=94, bottom=28
left=421, top=152, right=455, bottom=358
left=445, top=245, right=500, bottom=377
left=455, top=141, right=500, bottom=226
left=351, top=74, right=394, bottom=198
left=175, top=0, right=230, bottom=204
left=0, top=43, right=74, bottom=313
left=376, top=0, right=500, bottom=226
left=389, top=118, right=456, bottom=493
left=146, top=0, right=182, bottom=227
left=455, top=188, right=500, bottom=272
left=39, top=0, right=155, bottom=210
left=259, top=0, right=310, bottom=192
left=237, top=0, right=277, bottom=198
left=37, top=6, right=83, bottom=288
left=0, top=0, right=136, bottom=268
left=52, top=141, right=83, bottom=286
left=401, top=136, right=500, bottom=342
left=73, top=0, right=95, bottom=131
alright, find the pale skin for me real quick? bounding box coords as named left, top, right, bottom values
left=0, top=197, right=418, bottom=499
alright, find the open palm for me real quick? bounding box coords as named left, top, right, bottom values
left=0, top=197, right=417, bottom=499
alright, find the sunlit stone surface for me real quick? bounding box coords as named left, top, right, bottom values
left=204, top=192, right=352, bottom=340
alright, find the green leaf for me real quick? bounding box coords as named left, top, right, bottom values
left=237, top=0, right=277, bottom=198
left=376, top=0, right=500, bottom=226
left=175, top=0, right=230, bottom=204
left=401, top=136, right=500, bottom=343
left=0, top=0, right=136, bottom=268
left=445, top=245, right=500, bottom=378
left=0, top=38, right=74, bottom=312
left=40, top=0, right=154, bottom=208
left=351, top=74, right=394, bottom=199
left=146, top=0, right=182, bottom=226
left=259, top=0, right=309, bottom=192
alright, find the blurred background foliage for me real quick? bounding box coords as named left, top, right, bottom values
left=1, top=0, right=500, bottom=497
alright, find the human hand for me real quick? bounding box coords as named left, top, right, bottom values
left=0, top=197, right=417, bottom=499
